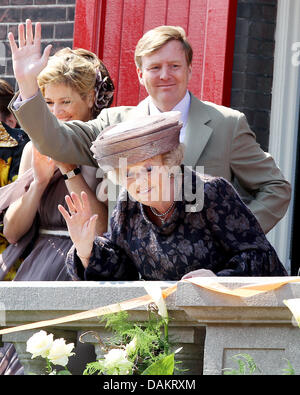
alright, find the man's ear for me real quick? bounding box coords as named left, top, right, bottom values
left=136, top=67, right=145, bottom=86
left=187, top=64, right=192, bottom=84
left=5, top=113, right=17, bottom=129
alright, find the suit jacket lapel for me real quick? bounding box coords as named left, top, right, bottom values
left=183, top=93, right=213, bottom=167
left=132, top=94, right=213, bottom=167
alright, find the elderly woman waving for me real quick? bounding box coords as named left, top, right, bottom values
left=59, top=113, right=287, bottom=281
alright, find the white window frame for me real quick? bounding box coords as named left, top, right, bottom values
left=267, top=0, right=300, bottom=273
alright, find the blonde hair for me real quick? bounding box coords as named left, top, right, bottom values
left=135, top=26, right=193, bottom=69
left=37, top=48, right=114, bottom=117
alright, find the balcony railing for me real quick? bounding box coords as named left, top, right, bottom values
left=0, top=277, right=299, bottom=375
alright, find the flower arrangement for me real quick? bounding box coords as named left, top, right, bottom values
left=25, top=284, right=182, bottom=375
left=26, top=330, right=74, bottom=375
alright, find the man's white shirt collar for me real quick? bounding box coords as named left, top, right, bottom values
left=148, top=91, right=191, bottom=143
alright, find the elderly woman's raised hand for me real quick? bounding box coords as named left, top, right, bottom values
left=8, top=19, right=52, bottom=99
left=58, top=191, right=98, bottom=268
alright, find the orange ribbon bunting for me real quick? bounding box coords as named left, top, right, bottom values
left=0, top=278, right=300, bottom=336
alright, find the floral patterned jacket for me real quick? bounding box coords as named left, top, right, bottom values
left=66, top=169, right=287, bottom=281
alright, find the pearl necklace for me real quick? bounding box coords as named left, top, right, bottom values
left=150, top=201, right=175, bottom=224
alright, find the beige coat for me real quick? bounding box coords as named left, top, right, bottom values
left=10, top=91, right=291, bottom=233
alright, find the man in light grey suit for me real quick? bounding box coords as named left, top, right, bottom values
left=8, top=20, right=291, bottom=233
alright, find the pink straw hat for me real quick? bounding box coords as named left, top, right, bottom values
left=91, top=111, right=182, bottom=168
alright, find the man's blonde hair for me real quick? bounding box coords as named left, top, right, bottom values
left=134, top=25, right=193, bottom=69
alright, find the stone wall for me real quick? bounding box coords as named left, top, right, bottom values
left=1, top=278, right=300, bottom=375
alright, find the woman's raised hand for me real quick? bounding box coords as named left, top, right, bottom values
left=8, top=19, right=52, bottom=99
left=58, top=191, right=98, bottom=267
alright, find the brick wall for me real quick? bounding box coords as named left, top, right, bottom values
left=0, top=0, right=76, bottom=89
left=230, top=0, right=278, bottom=151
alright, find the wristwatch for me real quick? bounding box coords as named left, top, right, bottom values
left=63, top=167, right=81, bottom=180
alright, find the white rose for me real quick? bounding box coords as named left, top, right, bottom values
left=103, top=348, right=133, bottom=375
left=47, top=338, right=75, bottom=367
left=26, top=330, right=54, bottom=359
left=125, top=337, right=137, bottom=357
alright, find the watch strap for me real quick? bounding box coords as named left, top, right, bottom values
left=63, top=167, right=81, bottom=180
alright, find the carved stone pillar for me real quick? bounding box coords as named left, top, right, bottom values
left=169, top=326, right=205, bottom=375
left=2, top=330, right=46, bottom=375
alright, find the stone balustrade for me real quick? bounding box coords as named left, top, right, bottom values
left=0, top=278, right=300, bottom=375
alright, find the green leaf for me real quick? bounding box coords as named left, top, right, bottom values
left=282, top=359, right=296, bottom=375
left=83, top=361, right=103, bottom=375
left=223, top=353, right=261, bottom=375
left=141, top=354, right=175, bottom=375
left=57, top=369, right=72, bottom=375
